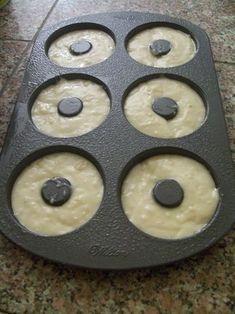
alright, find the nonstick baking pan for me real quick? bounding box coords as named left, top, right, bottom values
left=0, top=12, right=234, bottom=270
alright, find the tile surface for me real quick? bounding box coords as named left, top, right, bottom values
left=215, top=63, right=235, bottom=156
left=0, top=0, right=56, bottom=40
left=0, top=0, right=234, bottom=313
left=0, top=226, right=234, bottom=313
left=0, top=46, right=31, bottom=149
left=0, top=40, right=28, bottom=92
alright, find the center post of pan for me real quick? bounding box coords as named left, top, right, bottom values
left=69, top=40, right=93, bottom=55
left=152, top=97, right=178, bottom=120
left=152, top=179, right=184, bottom=208
left=57, top=97, right=83, bottom=117
left=149, top=39, right=171, bottom=57
left=41, top=177, right=72, bottom=206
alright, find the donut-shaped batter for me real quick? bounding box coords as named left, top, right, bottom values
left=121, top=155, right=219, bottom=239
left=124, top=77, right=205, bottom=138
left=31, top=78, right=110, bottom=138
left=12, top=153, right=103, bottom=236
left=48, top=29, right=115, bottom=67
left=127, top=27, right=196, bottom=67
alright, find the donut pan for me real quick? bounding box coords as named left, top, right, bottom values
left=0, top=12, right=234, bottom=270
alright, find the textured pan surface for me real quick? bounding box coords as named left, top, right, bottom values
left=0, top=12, right=234, bottom=270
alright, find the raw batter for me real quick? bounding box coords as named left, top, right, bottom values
left=12, top=153, right=104, bottom=236
left=31, top=78, right=110, bottom=138
left=48, top=29, right=115, bottom=67
left=121, top=155, right=219, bottom=239
left=124, top=77, right=205, bottom=138
left=127, top=27, right=196, bottom=67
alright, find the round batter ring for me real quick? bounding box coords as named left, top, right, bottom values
left=31, top=78, right=110, bottom=138
left=11, top=152, right=104, bottom=236
left=121, top=154, right=219, bottom=239
left=48, top=29, right=115, bottom=68
left=124, top=77, right=205, bottom=138
left=127, top=26, right=196, bottom=68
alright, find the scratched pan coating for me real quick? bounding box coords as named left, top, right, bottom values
left=0, top=12, right=234, bottom=270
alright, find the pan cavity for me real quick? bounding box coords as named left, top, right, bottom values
left=11, top=152, right=104, bottom=236
left=127, top=26, right=196, bottom=67
left=48, top=28, right=115, bottom=67
left=124, top=77, right=205, bottom=138
left=121, top=154, right=219, bottom=239
left=31, top=78, right=110, bottom=138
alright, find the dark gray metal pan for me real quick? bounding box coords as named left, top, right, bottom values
left=0, top=12, right=234, bottom=270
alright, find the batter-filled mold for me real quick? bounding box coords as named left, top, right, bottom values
left=48, top=26, right=115, bottom=68
left=11, top=152, right=104, bottom=236
left=124, top=76, right=206, bottom=138
left=127, top=25, right=196, bottom=68
left=31, top=76, right=110, bottom=138
left=121, top=153, right=219, bottom=239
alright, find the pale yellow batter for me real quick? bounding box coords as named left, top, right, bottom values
left=127, top=27, right=196, bottom=67
left=12, top=153, right=104, bottom=236
left=124, top=77, right=205, bottom=138
left=121, top=155, right=219, bottom=239
left=48, top=29, right=115, bottom=67
left=31, top=78, right=110, bottom=138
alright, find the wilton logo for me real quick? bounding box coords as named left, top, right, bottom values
left=89, top=245, right=128, bottom=257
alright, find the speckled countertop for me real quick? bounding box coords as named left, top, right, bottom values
left=0, top=1, right=234, bottom=313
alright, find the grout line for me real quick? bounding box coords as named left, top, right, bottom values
left=0, top=0, right=59, bottom=97
left=25, top=0, right=59, bottom=45
left=0, top=38, right=31, bottom=42
left=0, top=41, right=31, bottom=97
left=214, top=60, right=235, bottom=65
left=34, top=0, right=59, bottom=35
